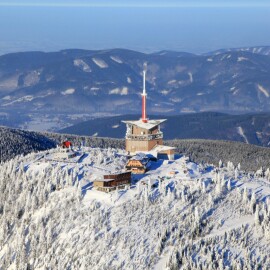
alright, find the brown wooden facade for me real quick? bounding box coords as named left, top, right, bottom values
left=123, top=118, right=175, bottom=159
left=131, top=125, right=159, bottom=136
left=93, top=171, right=131, bottom=192
left=126, top=138, right=163, bottom=153
left=123, top=120, right=165, bottom=154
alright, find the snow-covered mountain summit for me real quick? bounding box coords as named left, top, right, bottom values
left=0, top=146, right=270, bottom=269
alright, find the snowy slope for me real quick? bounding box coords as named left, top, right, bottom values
left=0, top=147, right=270, bottom=269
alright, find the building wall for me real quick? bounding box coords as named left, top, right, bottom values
left=150, top=127, right=159, bottom=134
left=130, top=167, right=146, bottom=174
left=94, top=172, right=131, bottom=189
left=148, top=139, right=163, bottom=150
left=157, top=149, right=175, bottom=160
left=132, top=126, right=148, bottom=135
left=93, top=181, right=105, bottom=188
left=131, top=126, right=159, bottom=135
left=94, top=178, right=131, bottom=188
left=104, top=172, right=131, bottom=181
left=111, top=179, right=130, bottom=186
left=126, top=160, right=143, bottom=167
left=126, top=159, right=149, bottom=174
left=126, top=139, right=163, bottom=153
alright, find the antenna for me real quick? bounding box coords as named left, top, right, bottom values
left=141, top=63, right=148, bottom=123
left=143, top=62, right=147, bottom=95
left=143, top=70, right=146, bottom=95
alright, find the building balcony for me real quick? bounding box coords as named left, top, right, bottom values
left=126, top=133, right=163, bottom=141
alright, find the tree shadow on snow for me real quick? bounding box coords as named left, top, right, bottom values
left=262, top=194, right=270, bottom=202
left=78, top=153, right=88, bottom=163
left=149, top=160, right=164, bottom=171
left=81, top=182, right=93, bottom=195
left=131, top=174, right=148, bottom=185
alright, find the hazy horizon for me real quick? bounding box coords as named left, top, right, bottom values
left=0, top=0, right=270, bottom=55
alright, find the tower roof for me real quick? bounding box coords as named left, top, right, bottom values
left=122, top=119, right=166, bottom=130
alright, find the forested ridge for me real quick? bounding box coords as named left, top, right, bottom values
left=2, top=126, right=270, bottom=172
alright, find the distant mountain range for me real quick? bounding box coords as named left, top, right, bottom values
left=1, top=46, right=270, bottom=130
left=59, top=112, right=270, bottom=147
left=204, top=46, right=270, bottom=56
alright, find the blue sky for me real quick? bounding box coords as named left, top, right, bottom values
left=0, top=0, right=270, bottom=7
left=0, top=0, right=269, bottom=54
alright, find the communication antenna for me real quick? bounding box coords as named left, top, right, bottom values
left=141, top=62, right=148, bottom=123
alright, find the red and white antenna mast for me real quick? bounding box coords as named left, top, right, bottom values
left=141, top=64, right=148, bottom=123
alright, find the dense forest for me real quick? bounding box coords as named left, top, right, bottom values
left=2, top=126, right=270, bottom=172
left=0, top=147, right=269, bottom=269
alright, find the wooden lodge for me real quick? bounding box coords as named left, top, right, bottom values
left=126, top=153, right=150, bottom=174
left=93, top=171, right=131, bottom=192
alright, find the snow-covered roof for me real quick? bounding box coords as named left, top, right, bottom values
left=93, top=169, right=131, bottom=182
left=93, top=178, right=114, bottom=182
left=151, top=145, right=176, bottom=153
left=130, top=152, right=148, bottom=161
left=94, top=169, right=128, bottom=176
left=128, top=153, right=150, bottom=166
left=122, top=119, right=167, bottom=130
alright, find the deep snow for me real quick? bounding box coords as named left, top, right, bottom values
left=0, top=147, right=269, bottom=269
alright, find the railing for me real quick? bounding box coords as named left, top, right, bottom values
left=126, top=133, right=163, bottom=141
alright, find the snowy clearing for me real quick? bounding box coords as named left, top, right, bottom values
left=257, top=84, right=269, bottom=98
left=161, top=90, right=170, bottom=96
left=237, top=57, right=248, bottom=62
left=61, top=88, right=75, bottom=95
left=73, top=59, right=91, bottom=72
left=109, top=87, right=128, bottom=95
left=110, top=56, right=123, bottom=64
left=188, top=72, right=193, bottom=83
left=209, top=80, right=216, bottom=86
left=237, top=126, right=249, bottom=144
left=2, top=95, right=11, bottom=100
left=167, top=79, right=177, bottom=85
left=2, top=92, right=55, bottom=106
left=2, top=95, right=33, bottom=106
left=92, top=58, right=108, bottom=68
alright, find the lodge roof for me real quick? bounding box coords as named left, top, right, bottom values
left=130, top=153, right=150, bottom=162
left=122, top=119, right=167, bottom=130
left=93, top=179, right=115, bottom=182
left=93, top=170, right=131, bottom=182
left=130, top=152, right=148, bottom=161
